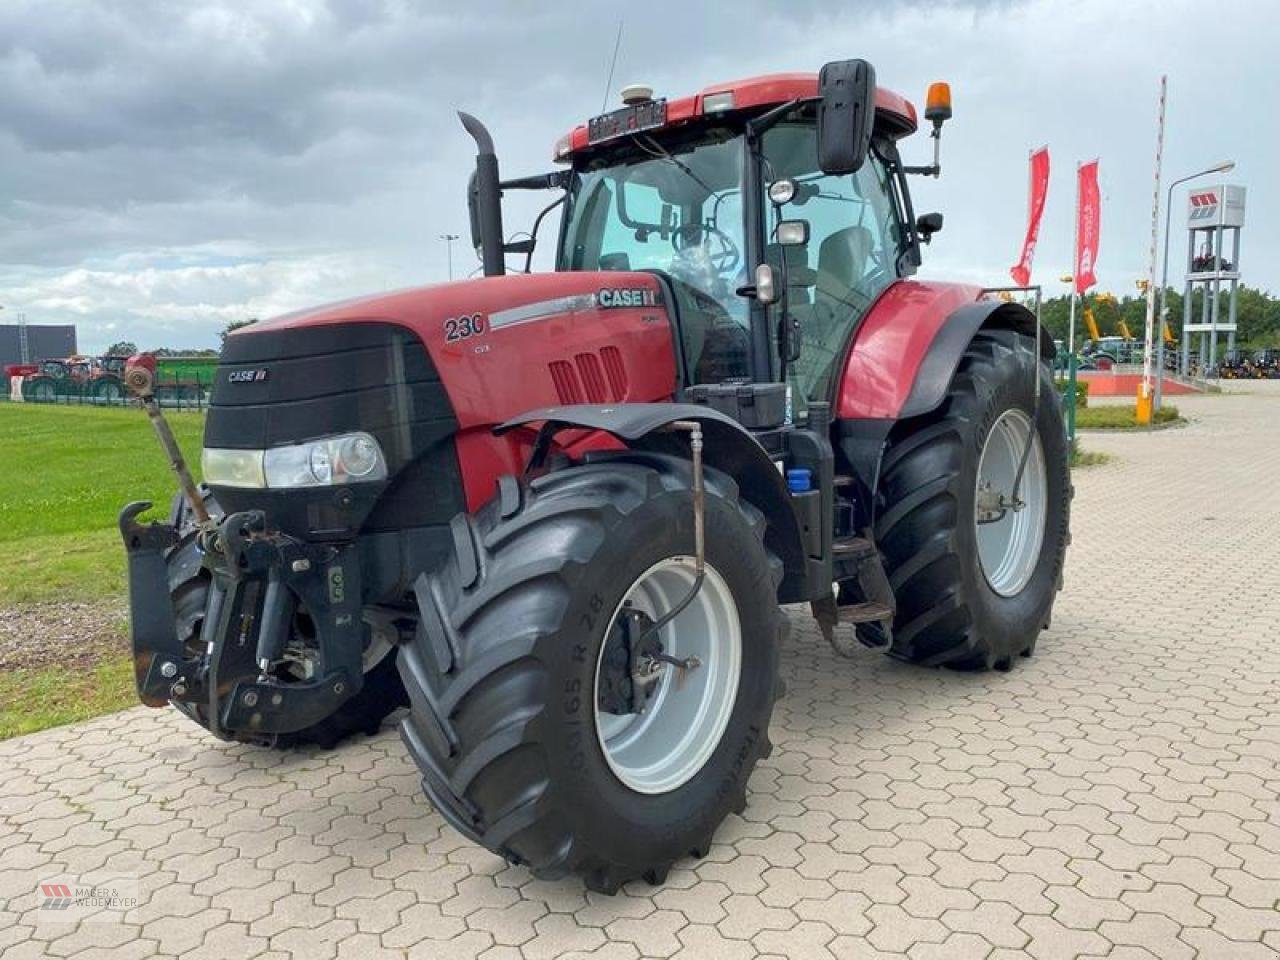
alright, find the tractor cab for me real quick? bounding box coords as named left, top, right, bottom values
left=465, top=62, right=951, bottom=414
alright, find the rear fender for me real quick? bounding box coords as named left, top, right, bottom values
left=836, top=284, right=1052, bottom=493
left=836, top=282, right=1052, bottom=421
left=899, top=299, right=1052, bottom=419
left=496, top=403, right=807, bottom=602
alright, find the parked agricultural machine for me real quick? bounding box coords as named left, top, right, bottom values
left=1215, top=348, right=1280, bottom=379
left=121, top=60, right=1070, bottom=892
left=10, top=353, right=216, bottom=405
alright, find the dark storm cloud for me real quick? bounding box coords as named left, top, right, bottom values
left=1, top=0, right=1274, bottom=352
left=1, top=0, right=983, bottom=261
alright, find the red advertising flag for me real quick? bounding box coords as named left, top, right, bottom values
left=1010, top=146, right=1050, bottom=287
left=1075, top=160, right=1101, bottom=295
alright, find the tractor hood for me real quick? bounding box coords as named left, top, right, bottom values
left=208, top=270, right=679, bottom=534
left=235, top=271, right=677, bottom=432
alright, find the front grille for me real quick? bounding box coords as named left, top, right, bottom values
left=205, top=322, right=464, bottom=538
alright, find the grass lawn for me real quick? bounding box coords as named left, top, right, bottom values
left=1076, top=403, right=1182, bottom=431
left=0, top=403, right=203, bottom=739
left=0, top=403, right=204, bottom=605
left=0, top=657, right=137, bottom=739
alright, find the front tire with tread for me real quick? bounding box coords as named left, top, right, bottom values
left=397, top=455, right=784, bottom=893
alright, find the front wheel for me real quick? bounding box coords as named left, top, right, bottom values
left=398, top=455, right=783, bottom=892
left=874, top=329, right=1071, bottom=670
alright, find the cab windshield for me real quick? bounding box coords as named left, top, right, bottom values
left=559, top=127, right=751, bottom=382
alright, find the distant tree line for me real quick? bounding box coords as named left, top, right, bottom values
left=101, top=318, right=258, bottom=357
left=1038, top=284, right=1280, bottom=347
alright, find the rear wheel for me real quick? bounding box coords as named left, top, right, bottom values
left=23, top=376, right=56, bottom=403
left=874, top=330, right=1070, bottom=669
left=397, top=455, right=783, bottom=892
left=93, top=376, right=125, bottom=405
left=165, top=492, right=407, bottom=748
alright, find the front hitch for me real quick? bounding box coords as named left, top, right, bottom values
left=119, top=501, right=184, bottom=707
left=119, top=504, right=367, bottom=740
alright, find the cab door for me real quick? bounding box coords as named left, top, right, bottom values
left=762, top=121, right=904, bottom=414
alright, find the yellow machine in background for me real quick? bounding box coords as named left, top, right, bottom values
left=1084, top=306, right=1102, bottom=341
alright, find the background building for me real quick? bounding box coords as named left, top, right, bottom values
left=0, top=323, right=78, bottom=368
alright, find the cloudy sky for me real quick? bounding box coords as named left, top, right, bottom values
left=1, top=0, right=1274, bottom=352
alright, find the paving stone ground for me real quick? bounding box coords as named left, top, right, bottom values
left=2, top=384, right=1278, bottom=959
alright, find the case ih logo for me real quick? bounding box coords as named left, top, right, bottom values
left=596, top=287, right=659, bottom=309
left=1189, top=191, right=1219, bottom=221
left=227, top=368, right=268, bottom=383
left=40, top=884, right=74, bottom=910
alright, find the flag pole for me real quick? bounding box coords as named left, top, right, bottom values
left=1138, top=76, right=1167, bottom=426
left=1066, top=161, right=1081, bottom=442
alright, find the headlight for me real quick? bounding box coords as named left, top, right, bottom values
left=203, top=432, right=387, bottom=489
left=201, top=447, right=266, bottom=488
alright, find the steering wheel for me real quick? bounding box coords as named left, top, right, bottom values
left=671, top=222, right=741, bottom=274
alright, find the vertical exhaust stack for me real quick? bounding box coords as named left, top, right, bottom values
left=459, top=112, right=506, bottom=277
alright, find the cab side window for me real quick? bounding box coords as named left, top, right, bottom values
left=763, top=123, right=901, bottom=411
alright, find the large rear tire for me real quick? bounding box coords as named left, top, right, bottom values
left=164, top=491, right=407, bottom=748
left=22, top=376, right=56, bottom=403
left=397, top=455, right=783, bottom=893
left=873, top=330, right=1070, bottom=670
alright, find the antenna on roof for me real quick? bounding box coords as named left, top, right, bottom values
left=600, top=20, right=624, bottom=112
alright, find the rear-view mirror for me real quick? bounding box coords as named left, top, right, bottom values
left=817, top=59, right=876, bottom=175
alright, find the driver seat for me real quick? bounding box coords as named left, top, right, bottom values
left=815, top=226, right=874, bottom=306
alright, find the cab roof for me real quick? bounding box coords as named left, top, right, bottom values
left=555, top=72, right=918, bottom=162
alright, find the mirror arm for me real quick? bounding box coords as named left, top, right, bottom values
left=500, top=170, right=572, bottom=191
left=747, top=98, right=807, bottom=139
left=520, top=193, right=567, bottom=273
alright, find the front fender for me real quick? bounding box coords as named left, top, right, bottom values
left=496, top=403, right=808, bottom=602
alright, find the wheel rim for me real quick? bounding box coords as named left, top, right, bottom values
left=593, top=557, right=741, bottom=795
left=974, top=408, right=1047, bottom=597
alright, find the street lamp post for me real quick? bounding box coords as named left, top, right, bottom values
left=1155, top=160, right=1235, bottom=409
left=438, top=233, right=460, bottom=281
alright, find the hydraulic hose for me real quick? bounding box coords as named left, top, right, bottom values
left=637, top=421, right=705, bottom=646
left=1009, top=318, right=1043, bottom=510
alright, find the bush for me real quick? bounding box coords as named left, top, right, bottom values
left=1055, top=378, right=1089, bottom=408
left=1075, top=404, right=1181, bottom=430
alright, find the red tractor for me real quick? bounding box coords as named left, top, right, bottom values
left=122, top=60, right=1069, bottom=893
left=18, top=355, right=128, bottom=403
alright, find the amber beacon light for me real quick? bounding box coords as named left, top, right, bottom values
left=925, top=81, right=952, bottom=125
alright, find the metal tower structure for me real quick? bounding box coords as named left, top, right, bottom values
left=17, top=311, right=30, bottom=364
left=1179, top=184, right=1245, bottom=377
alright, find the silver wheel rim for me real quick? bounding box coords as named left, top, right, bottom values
left=593, top=557, right=741, bottom=795
left=975, top=408, right=1047, bottom=597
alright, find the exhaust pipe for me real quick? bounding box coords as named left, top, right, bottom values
left=459, top=112, right=506, bottom=277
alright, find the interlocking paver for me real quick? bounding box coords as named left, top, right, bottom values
left=1, top=385, right=1278, bottom=958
